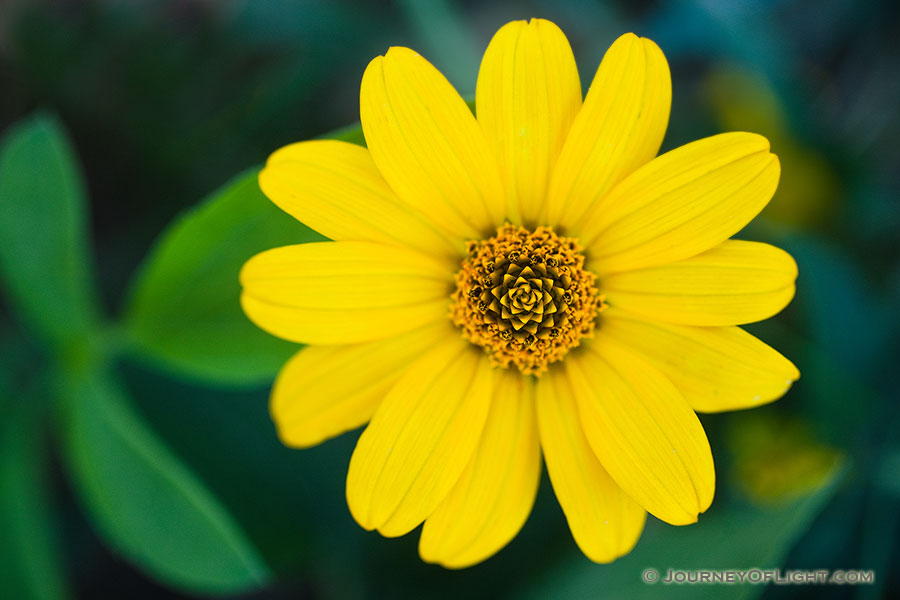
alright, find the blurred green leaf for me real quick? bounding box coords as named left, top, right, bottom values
left=0, top=113, right=99, bottom=352
left=58, top=366, right=269, bottom=594
left=121, top=363, right=370, bottom=588
left=0, top=402, right=70, bottom=600
left=122, top=169, right=324, bottom=385
left=523, top=462, right=846, bottom=600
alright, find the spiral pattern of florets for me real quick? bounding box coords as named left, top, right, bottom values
left=451, top=225, right=604, bottom=375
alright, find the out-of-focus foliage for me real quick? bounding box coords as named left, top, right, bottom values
left=0, top=115, right=271, bottom=595
left=0, top=0, right=898, bottom=599
left=0, top=115, right=98, bottom=351
left=60, top=366, right=269, bottom=593
left=0, top=401, right=68, bottom=600
left=124, top=170, right=323, bottom=385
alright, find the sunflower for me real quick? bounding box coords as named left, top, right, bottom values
left=240, top=18, right=799, bottom=568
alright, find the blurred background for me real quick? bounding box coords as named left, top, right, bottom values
left=0, top=0, right=898, bottom=598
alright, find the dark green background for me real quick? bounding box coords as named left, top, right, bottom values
left=1, top=1, right=898, bottom=598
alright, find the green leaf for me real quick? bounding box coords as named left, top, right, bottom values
left=523, top=462, right=846, bottom=600
left=0, top=113, right=99, bottom=351
left=0, top=402, right=70, bottom=600
left=58, top=367, right=269, bottom=594
left=122, top=168, right=324, bottom=385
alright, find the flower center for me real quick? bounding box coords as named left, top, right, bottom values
left=450, top=224, right=605, bottom=375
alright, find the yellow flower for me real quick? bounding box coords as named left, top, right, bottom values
left=240, top=19, right=799, bottom=568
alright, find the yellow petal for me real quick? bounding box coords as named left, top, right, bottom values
left=271, top=322, right=455, bottom=448
left=544, top=33, right=670, bottom=232
left=360, top=47, right=505, bottom=241
left=603, top=240, right=798, bottom=326
left=599, top=309, right=800, bottom=413
left=259, top=140, right=461, bottom=261
left=566, top=336, right=716, bottom=525
left=475, top=19, right=582, bottom=225
left=346, top=338, right=494, bottom=537
left=240, top=241, right=450, bottom=345
left=419, top=369, right=540, bottom=568
left=582, top=132, right=780, bottom=274
left=535, top=367, right=646, bottom=563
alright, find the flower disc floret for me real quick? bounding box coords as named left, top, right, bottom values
left=451, top=224, right=604, bottom=374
